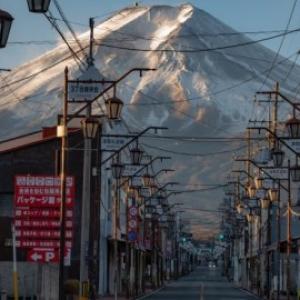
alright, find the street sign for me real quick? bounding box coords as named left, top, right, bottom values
left=16, top=229, right=73, bottom=239
left=127, top=205, right=138, bottom=242
left=15, top=209, right=73, bottom=218
left=14, top=175, right=75, bottom=264
left=131, top=176, right=143, bottom=187
left=15, top=175, right=75, bottom=208
left=128, top=231, right=137, bottom=241
left=286, top=139, right=300, bottom=153
left=101, top=136, right=129, bottom=151
left=261, top=168, right=288, bottom=180
left=122, top=165, right=142, bottom=177
left=14, top=219, right=73, bottom=229
left=17, top=240, right=72, bottom=248
left=68, top=65, right=103, bottom=102
left=129, top=206, right=138, bottom=217
left=27, top=248, right=71, bottom=265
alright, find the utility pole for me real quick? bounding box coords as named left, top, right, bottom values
left=79, top=18, right=95, bottom=300
left=287, top=159, right=291, bottom=300
left=12, top=224, right=19, bottom=300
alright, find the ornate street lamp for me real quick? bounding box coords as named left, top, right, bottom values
left=247, top=183, right=256, bottom=198
left=0, top=10, right=13, bottom=48
left=143, top=173, right=153, bottom=187
left=111, top=161, right=123, bottom=179
left=130, top=143, right=143, bottom=165
left=80, top=117, right=99, bottom=139
left=236, top=203, right=244, bottom=214
left=246, top=213, right=254, bottom=223
left=260, top=198, right=270, bottom=209
left=290, top=164, right=300, bottom=182
left=254, top=176, right=264, bottom=189
left=286, top=116, right=300, bottom=138
left=27, top=0, right=51, bottom=13
left=268, top=188, right=279, bottom=202
left=272, top=147, right=285, bottom=167
left=127, top=185, right=137, bottom=198
left=105, top=96, right=123, bottom=120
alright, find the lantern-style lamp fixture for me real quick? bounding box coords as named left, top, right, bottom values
left=27, top=0, right=51, bottom=13
left=268, top=188, right=279, bottom=202
left=81, top=117, right=100, bottom=139
left=130, top=144, right=144, bottom=165
left=286, top=116, right=300, bottom=138
left=0, top=10, right=13, bottom=48
left=254, top=176, right=264, bottom=190
left=247, top=183, right=256, bottom=198
left=111, top=162, right=123, bottom=179
left=143, top=173, right=153, bottom=187
left=236, top=203, right=244, bottom=215
left=105, top=96, right=123, bottom=120
left=290, top=164, right=300, bottom=182
left=246, top=213, right=253, bottom=223
left=260, top=198, right=270, bottom=209
left=272, top=148, right=285, bottom=167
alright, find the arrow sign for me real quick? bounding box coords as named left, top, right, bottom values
left=27, top=248, right=71, bottom=265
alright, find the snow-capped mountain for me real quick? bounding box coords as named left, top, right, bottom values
left=1, top=4, right=299, bottom=239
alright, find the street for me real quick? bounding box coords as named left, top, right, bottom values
left=141, top=267, right=260, bottom=300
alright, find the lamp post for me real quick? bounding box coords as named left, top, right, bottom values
left=0, top=9, right=13, bottom=48
left=26, top=0, right=51, bottom=13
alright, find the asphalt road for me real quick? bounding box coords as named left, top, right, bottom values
left=141, top=267, right=260, bottom=300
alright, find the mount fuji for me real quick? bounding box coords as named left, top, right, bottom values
left=1, top=4, right=299, bottom=239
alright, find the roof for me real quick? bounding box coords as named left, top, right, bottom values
left=0, top=127, right=80, bottom=154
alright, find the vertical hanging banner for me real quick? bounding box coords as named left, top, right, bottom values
left=14, top=175, right=75, bottom=265
left=127, top=205, right=138, bottom=242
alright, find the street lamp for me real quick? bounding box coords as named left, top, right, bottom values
left=271, top=147, right=285, bottom=167
left=27, top=0, right=51, bottom=13
left=254, top=176, right=264, bottom=190
left=105, top=96, right=123, bottom=120
left=286, top=116, right=300, bottom=138
left=0, top=10, right=13, bottom=48
left=247, top=183, right=256, bottom=198
left=80, top=117, right=100, bottom=139
left=268, top=188, right=279, bottom=202
left=111, top=155, right=123, bottom=179
left=260, top=198, right=270, bottom=209
left=130, top=143, right=144, bottom=165
left=143, top=173, right=153, bottom=187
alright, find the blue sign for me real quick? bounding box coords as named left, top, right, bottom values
left=128, top=231, right=137, bottom=241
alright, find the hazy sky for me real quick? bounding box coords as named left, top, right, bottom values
left=1, top=0, right=300, bottom=69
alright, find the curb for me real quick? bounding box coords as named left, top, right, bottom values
left=236, top=287, right=262, bottom=299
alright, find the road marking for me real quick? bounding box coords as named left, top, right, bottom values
left=200, top=282, right=205, bottom=300
left=136, top=286, right=165, bottom=299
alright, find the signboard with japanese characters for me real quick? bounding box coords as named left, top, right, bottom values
left=122, top=165, right=142, bottom=177
left=14, top=175, right=75, bottom=265
left=67, top=65, right=103, bottom=102
left=101, top=136, right=129, bottom=151
left=286, top=139, right=300, bottom=153
left=261, top=168, right=288, bottom=180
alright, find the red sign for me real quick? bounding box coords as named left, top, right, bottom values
left=16, top=229, right=73, bottom=239
left=15, top=175, right=75, bottom=208
left=15, top=209, right=73, bottom=219
left=27, top=248, right=71, bottom=265
left=14, top=175, right=75, bottom=264
left=17, top=240, right=73, bottom=248
left=14, top=219, right=73, bottom=229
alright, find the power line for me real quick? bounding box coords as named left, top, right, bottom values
left=95, top=27, right=300, bottom=53
left=258, top=0, right=298, bottom=90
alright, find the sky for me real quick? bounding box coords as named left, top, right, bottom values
left=1, top=0, right=300, bottom=69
